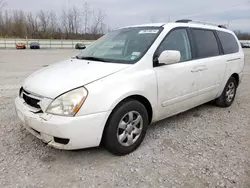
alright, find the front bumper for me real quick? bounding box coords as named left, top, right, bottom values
left=15, top=97, right=111, bottom=150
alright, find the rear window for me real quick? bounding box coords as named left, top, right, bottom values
left=192, top=29, right=220, bottom=58
left=217, top=31, right=239, bottom=54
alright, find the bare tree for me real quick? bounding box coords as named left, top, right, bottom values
left=26, top=12, right=39, bottom=37
left=11, top=10, right=26, bottom=37
left=60, top=9, right=69, bottom=38
left=67, top=8, right=74, bottom=34
left=37, top=10, right=50, bottom=33
left=2, top=10, right=11, bottom=36
left=48, top=11, right=58, bottom=36
left=83, top=2, right=90, bottom=33
left=71, top=6, right=81, bottom=34
left=60, top=6, right=81, bottom=38
left=0, top=0, right=6, bottom=11
left=0, top=4, right=108, bottom=39
left=0, top=0, right=6, bottom=35
left=90, top=9, right=105, bottom=35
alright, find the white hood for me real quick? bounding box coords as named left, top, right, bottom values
left=23, top=59, right=129, bottom=98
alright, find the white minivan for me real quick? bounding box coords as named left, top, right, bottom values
left=15, top=20, right=244, bottom=155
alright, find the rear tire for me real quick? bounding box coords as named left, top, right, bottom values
left=215, top=77, right=237, bottom=107
left=103, top=100, right=148, bottom=156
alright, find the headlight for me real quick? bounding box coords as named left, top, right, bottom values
left=46, top=87, right=88, bottom=116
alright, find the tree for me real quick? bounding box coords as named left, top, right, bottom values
left=0, top=4, right=108, bottom=39
left=0, top=0, right=6, bottom=36
left=60, top=6, right=82, bottom=38
left=37, top=10, right=50, bottom=34
left=90, top=9, right=105, bottom=35
left=11, top=10, right=26, bottom=37
left=83, top=2, right=90, bottom=33
left=234, top=30, right=250, bottom=40
left=26, top=12, right=39, bottom=38
left=48, top=11, right=58, bottom=34
left=71, top=6, right=81, bottom=34
left=0, top=0, right=6, bottom=11
left=60, top=9, right=69, bottom=38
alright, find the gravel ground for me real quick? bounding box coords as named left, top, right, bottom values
left=0, top=49, right=249, bottom=188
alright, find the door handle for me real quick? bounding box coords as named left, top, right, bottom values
left=191, top=69, right=200, bottom=73
left=191, top=66, right=207, bottom=73
left=199, top=67, right=208, bottom=72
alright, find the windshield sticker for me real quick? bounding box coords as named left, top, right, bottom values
left=132, top=52, right=141, bottom=56
left=138, top=30, right=159, bottom=34
left=131, top=56, right=137, bottom=60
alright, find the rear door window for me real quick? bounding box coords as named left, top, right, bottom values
left=192, top=29, right=220, bottom=58
left=217, top=31, right=239, bottom=54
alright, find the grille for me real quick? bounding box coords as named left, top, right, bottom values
left=21, top=89, right=41, bottom=109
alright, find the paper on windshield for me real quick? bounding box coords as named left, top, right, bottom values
left=132, top=52, right=141, bottom=56
left=138, top=30, right=159, bottom=34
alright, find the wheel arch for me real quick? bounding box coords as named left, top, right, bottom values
left=231, top=73, right=239, bottom=87
left=109, top=94, right=153, bottom=125
left=101, top=94, right=153, bottom=145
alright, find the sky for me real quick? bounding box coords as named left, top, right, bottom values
left=3, top=0, right=250, bottom=32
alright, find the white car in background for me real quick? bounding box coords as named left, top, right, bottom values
left=241, top=42, right=250, bottom=48
left=15, top=20, right=244, bottom=155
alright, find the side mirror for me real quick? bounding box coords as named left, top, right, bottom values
left=158, top=50, right=181, bottom=65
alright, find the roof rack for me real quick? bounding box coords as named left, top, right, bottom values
left=175, top=19, right=227, bottom=29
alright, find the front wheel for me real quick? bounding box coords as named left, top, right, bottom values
left=103, top=100, right=148, bottom=156
left=215, top=77, right=237, bottom=107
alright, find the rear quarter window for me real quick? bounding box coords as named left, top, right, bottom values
left=217, top=31, right=239, bottom=54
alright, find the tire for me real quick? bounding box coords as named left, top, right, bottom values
left=103, top=100, right=149, bottom=156
left=215, top=77, right=237, bottom=107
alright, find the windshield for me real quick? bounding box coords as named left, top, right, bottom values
left=77, top=27, right=163, bottom=64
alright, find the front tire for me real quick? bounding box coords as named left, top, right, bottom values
left=215, top=77, right=237, bottom=107
left=103, top=100, right=149, bottom=156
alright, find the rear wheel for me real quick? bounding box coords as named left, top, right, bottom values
left=215, top=77, right=237, bottom=107
left=103, top=100, right=148, bottom=156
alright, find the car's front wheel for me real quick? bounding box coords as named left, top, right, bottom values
left=103, top=100, right=149, bottom=156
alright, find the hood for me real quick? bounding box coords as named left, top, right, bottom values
left=23, top=59, right=130, bottom=98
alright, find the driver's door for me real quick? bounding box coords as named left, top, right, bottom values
left=154, top=28, right=201, bottom=120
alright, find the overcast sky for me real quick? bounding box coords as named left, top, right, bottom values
left=4, top=0, right=250, bottom=31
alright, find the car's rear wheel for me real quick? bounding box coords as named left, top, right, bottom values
left=103, top=100, right=148, bottom=156
left=215, top=77, right=237, bottom=107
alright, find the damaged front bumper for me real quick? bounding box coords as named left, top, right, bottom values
left=15, top=97, right=111, bottom=150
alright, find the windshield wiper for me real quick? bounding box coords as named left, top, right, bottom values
left=76, top=56, right=108, bottom=62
